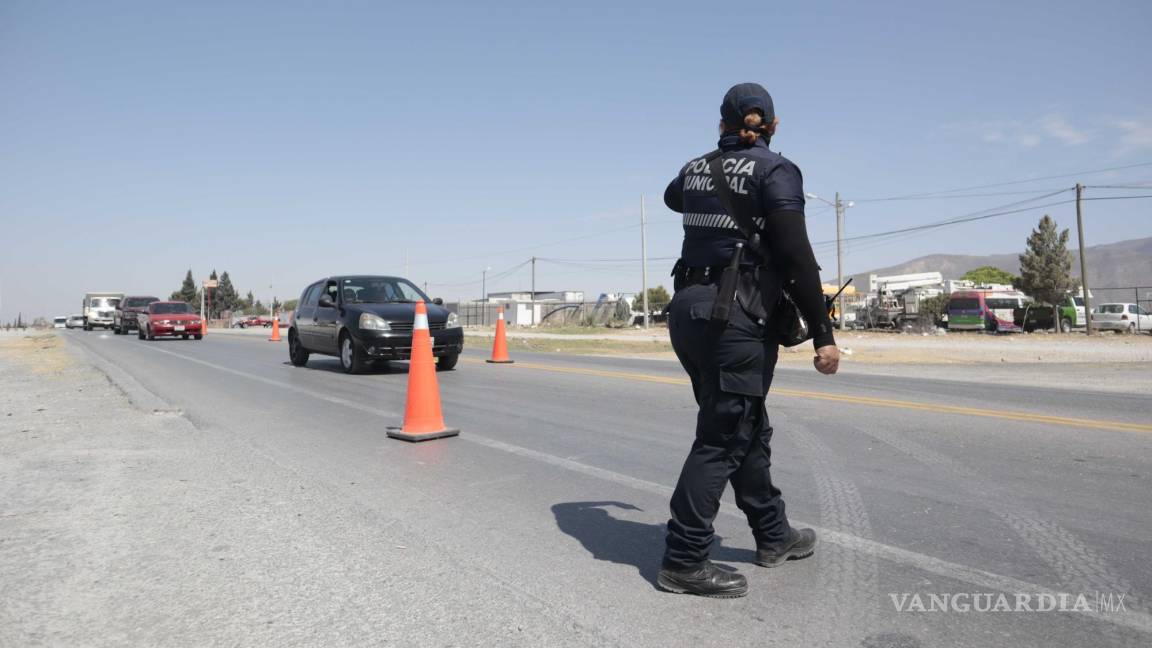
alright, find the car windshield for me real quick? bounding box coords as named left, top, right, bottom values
left=1073, top=297, right=1085, bottom=307
left=340, top=277, right=427, bottom=304
left=1099, top=304, right=1124, bottom=314
left=125, top=297, right=156, bottom=307
left=950, top=298, right=979, bottom=310
left=152, top=303, right=191, bottom=314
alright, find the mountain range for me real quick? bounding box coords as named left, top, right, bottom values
left=841, top=236, right=1152, bottom=302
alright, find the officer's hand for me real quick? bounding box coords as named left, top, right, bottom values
left=813, top=345, right=840, bottom=375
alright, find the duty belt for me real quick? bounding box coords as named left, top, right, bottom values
left=680, top=265, right=728, bottom=286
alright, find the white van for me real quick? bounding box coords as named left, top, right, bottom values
left=83, top=292, right=124, bottom=330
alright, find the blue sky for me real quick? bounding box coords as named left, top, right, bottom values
left=2, top=0, right=1150, bottom=320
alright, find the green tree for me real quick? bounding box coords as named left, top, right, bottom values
left=917, top=294, right=950, bottom=329
left=173, top=269, right=199, bottom=304
left=245, top=290, right=255, bottom=310
left=278, top=298, right=295, bottom=313
left=1016, top=215, right=1075, bottom=332
left=217, top=271, right=239, bottom=314
left=961, top=266, right=1017, bottom=286
left=635, top=285, right=671, bottom=313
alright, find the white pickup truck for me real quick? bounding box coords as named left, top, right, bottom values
left=82, top=292, right=124, bottom=331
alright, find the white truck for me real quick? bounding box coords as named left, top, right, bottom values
left=82, top=292, right=124, bottom=331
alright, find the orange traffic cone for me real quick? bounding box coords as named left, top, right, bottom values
left=268, top=316, right=281, bottom=342
left=386, top=301, right=460, bottom=442
left=487, top=306, right=514, bottom=364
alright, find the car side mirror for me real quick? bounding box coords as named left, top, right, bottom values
left=318, top=296, right=335, bottom=309
left=433, top=298, right=444, bottom=306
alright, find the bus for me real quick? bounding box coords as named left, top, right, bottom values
left=947, top=290, right=1027, bottom=332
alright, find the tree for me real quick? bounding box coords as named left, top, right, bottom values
left=961, top=266, right=1017, bottom=286
left=1016, top=215, right=1075, bottom=333
left=245, top=290, right=255, bottom=310
left=634, top=285, right=671, bottom=313
left=216, top=271, right=239, bottom=314
left=173, top=269, right=199, bottom=304
left=917, top=294, right=950, bottom=330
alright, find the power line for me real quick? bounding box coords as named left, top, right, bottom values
left=811, top=189, right=1073, bottom=249
left=811, top=192, right=1152, bottom=254
left=855, top=161, right=1152, bottom=202
left=853, top=187, right=1074, bottom=203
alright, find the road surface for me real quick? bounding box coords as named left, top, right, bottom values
left=12, top=330, right=1152, bottom=646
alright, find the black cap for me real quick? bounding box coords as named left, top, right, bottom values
left=721, top=83, right=774, bottom=127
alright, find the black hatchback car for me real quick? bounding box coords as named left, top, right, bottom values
left=288, top=275, right=463, bottom=373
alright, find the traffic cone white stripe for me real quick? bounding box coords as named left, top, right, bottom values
left=414, top=312, right=429, bottom=330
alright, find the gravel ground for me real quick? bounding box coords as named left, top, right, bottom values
left=0, top=332, right=595, bottom=647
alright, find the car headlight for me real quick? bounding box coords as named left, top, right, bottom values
left=446, top=312, right=460, bottom=328
left=359, top=313, right=391, bottom=331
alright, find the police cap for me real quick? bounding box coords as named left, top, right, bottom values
left=721, top=83, right=775, bottom=126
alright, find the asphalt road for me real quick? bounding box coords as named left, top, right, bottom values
left=59, top=329, right=1152, bottom=647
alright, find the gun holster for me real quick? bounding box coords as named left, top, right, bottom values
left=710, top=242, right=744, bottom=323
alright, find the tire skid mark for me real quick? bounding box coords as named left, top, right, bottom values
left=784, top=417, right=881, bottom=646
left=854, top=423, right=1142, bottom=646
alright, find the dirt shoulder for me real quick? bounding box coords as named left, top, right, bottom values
left=466, top=327, right=1152, bottom=365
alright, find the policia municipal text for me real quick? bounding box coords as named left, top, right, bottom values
left=657, top=83, right=840, bottom=598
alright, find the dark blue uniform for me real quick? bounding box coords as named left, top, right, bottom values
left=661, top=133, right=813, bottom=570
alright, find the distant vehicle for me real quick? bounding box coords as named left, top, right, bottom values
left=948, top=290, right=1026, bottom=332
left=65, top=314, right=85, bottom=329
left=53, top=316, right=67, bottom=329
left=137, top=301, right=204, bottom=340
left=82, top=292, right=124, bottom=330
left=233, top=314, right=274, bottom=328
left=288, top=275, right=463, bottom=374
left=113, top=295, right=160, bottom=335
left=1093, top=303, right=1151, bottom=334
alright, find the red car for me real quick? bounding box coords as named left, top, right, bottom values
left=137, top=301, right=204, bottom=340
left=234, top=315, right=273, bottom=328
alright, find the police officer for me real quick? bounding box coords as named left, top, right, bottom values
left=657, top=83, right=840, bottom=598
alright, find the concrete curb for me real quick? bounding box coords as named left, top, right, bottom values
left=64, top=335, right=182, bottom=415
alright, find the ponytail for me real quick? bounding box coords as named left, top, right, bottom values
left=721, top=112, right=773, bottom=145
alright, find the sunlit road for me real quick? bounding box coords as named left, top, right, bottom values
left=64, top=330, right=1152, bottom=647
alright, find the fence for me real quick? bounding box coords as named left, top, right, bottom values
left=449, top=300, right=645, bottom=328
left=1091, top=286, right=1152, bottom=333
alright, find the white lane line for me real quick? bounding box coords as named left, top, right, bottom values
left=132, top=341, right=402, bottom=419
left=119, top=340, right=1152, bottom=635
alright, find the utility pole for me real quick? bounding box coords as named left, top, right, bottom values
left=835, top=192, right=845, bottom=331
left=807, top=192, right=853, bottom=330
left=482, top=267, right=490, bottom=302
left=1076, top=183, right=1093, bottom=336
left=530, top=256, right=537, bottom=326
left=641, top=194, right=649, bottom=329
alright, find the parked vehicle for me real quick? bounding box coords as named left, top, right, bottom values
left=948, top=290, right=1026, bottom=332
left=233, top=314, right=274, bottom=328
left=1013, top=293, right=1091, bottom=332
left=82, top=292, right=124, bottom=330
left=53, top=316, right=67, bottom=329
left=137, top=301, right=204, bottom=340
left=113, top=295, right=160, bottom=335
left=288, top=275, right=463, bottom=374
left=1093, top=303, right=1151, bottom=334
left=65, top=314, right=85, bottom=329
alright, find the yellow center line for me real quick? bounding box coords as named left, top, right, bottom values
left=461, top=356, right=1152, bottom=434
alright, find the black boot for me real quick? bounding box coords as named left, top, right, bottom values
left=755, top=527, right=817, bottom=568
left=657, top=561, right=748, bottom=598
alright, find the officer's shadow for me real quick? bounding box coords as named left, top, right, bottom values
left=551, top=501, right=756, bottom=590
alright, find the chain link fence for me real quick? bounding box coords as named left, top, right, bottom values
left=1091, top=286, right=1152, bottom=333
